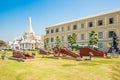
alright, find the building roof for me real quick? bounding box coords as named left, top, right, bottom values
left=46, top=9, right=120, bottom=29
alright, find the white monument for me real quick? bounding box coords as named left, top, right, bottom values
left=10, top=17, right=44, bottom=50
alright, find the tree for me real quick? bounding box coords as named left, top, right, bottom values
left=112, top=32, right=119, bottom=52
left=44, top=38, right=50, bottom=50
left=0, top=40, right=7, bottom=47
left=89, top=31, right=98, bottom=45
left=67, top=33, right=77, bottom=50
left=55, top=36, right=61, bottom=47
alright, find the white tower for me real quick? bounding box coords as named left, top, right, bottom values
left=28, top=16, right=34, bottom=33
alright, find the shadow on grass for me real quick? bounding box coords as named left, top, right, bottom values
left=78, top=58, right=114, bottom=66
left=62, top=64, right=77, bottom=67
left=62, top=61, right=101, bottom=67
left=62, top=59, right=104, bottom=67
left=78, top=62, right=100, bottom=66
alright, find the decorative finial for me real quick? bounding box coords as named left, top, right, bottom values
left=28, top=16, right=34, bottom=33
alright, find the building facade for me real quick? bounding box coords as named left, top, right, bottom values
left=45, top=9, right=120, bottom=51
left=10, top=17, right=44, bottom=50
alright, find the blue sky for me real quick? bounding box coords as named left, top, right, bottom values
left=0, top=0, right=120, bottom=41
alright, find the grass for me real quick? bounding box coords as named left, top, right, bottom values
left=0, top=51, right=120, bottom=80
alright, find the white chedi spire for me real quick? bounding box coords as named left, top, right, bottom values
left=28, top=16, right=34, bottom=33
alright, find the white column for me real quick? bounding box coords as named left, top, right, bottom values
left=25, top=43, right=26, bottom=49
left=86, top=21, right=88, bottom=43
left=78, top=34, right=80, bottom=42
left=116, top=29, right=119, bottom=36
left=86, top=21, right=88, bottom=29
left=104, top=30, right=106, bottom=39
left=94, top=19, right=96, bottom=28
left=20, top=44, right=21, bottom=49
left=86, top=32, right=88, bottom=44
left=116, top=15, right=119, bottom=36
left=86, top=21, right=88, bottom=42
left=117, top=15, right=119, bottom=26
left=29, top=43, right=30, bottom=49
left=30, top=44, right=32, bottom=49
left=104, top=17, right=107, bottom=27
left=24, top=44, right=26, bottom=49
left=25, top=43, right=28, bottom=49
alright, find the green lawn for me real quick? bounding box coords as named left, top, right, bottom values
left=0, top=51, right=120, bottom=80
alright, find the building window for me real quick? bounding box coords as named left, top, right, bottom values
left=61, top=27, right=64, bottom=32
left=51, top=37, right=54, bottom=42
left=98, top=43, right=103, bottom=48
left=109, top=18, right=114, bottom=24
left=62, top=36, right=64, bottom=42
left=46, top=30, right=49, bottom=34
left=56, top=28, right=59, bottom=33
left=81, top=23, right=84, bottom=29
left=51, top=44, right=54, bottom=48
left=109, top=31, right=114, bottom=38
left=51, top=29, right=54, bottom=33
left=67, top=26, right=70, bottom=31
left=73, top=25, right=77, bottom=30
left=88, top=22, right=93, bottom=27
left=98, top=20, right=103, bottom=26
left=98, top=32, right=103, bottom=39
left=81, top=34, right=84, bottom=40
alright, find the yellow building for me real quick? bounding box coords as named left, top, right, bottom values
left=45, top=9, right=120, bottom=51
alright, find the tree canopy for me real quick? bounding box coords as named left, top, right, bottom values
left=0, top=40, right=7, bottom=47
left=89, top=31, right=98, bottom=45
left=44, top=38, right=50, bottom=50
left=67, top=33, right=77, bottom=50
left=55, top=36, right=61, bottom=47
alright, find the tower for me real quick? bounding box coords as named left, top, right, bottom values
left=28, top=16, right=34, bottom=33
left=28, top=17, right=35, bottom=39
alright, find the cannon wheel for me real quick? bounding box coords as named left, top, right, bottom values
left=53, top=47, right=60, bottom=57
